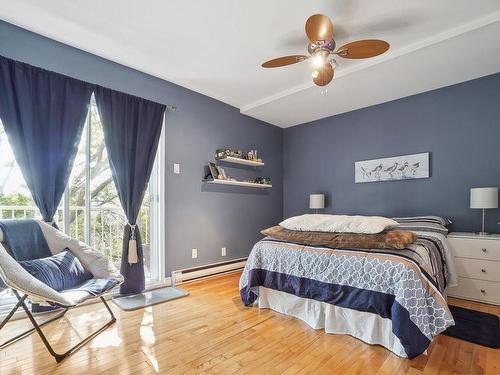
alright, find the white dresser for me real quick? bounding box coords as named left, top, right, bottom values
left=447, top=232, right=500, bottom=305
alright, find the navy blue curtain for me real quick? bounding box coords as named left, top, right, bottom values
left=94, top=86, right=165, bottom=295
left=0, top=56, right=93, bottom=224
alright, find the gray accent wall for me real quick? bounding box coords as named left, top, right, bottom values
left=0, top=20, right=283, bottom=274
left=283, top=73, right=500, bottom=233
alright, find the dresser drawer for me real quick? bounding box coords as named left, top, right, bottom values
left=449, top=237, right=500, bottom=261
left=448, top=277, right=500, bottom=305
left=455, top=258, right=500, bottom=282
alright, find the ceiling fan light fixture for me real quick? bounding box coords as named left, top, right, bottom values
left=312, top=55, right=324, bottom=68
left=311, top=49, right=330, bottom=68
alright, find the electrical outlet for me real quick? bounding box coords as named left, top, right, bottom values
left=191, top=248, right=198, bottom=259
left=173, top=163, right=181, bottom=174
left=221, top=247, right=226, bottom=256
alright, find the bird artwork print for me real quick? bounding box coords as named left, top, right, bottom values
left=355, top=153, right=429, bottom=184
left=409, top=162, right=420, bottom=175
left=398, top=162, right=409, bottom=178
left=371, top=164, right=383, bottom=180
left=361, top=166, right=371, bottom=180
left=383, top=162, right=399, bottom=178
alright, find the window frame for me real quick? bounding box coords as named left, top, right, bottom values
left=148, top=119, right=166, bottom=283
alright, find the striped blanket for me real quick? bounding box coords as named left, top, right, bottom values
left=240, top=232, right=455, bottom=359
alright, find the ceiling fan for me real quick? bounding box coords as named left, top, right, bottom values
left=261, top=14, right=390, bottom=87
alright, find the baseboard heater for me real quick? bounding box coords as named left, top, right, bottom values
left=171, top=257, right=247, bottom=286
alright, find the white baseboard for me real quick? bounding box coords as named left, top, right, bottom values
left=171, top=257, right=247, bottom=285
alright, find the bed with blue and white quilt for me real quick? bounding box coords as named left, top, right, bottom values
left=239, top=215, right=458, bottom=359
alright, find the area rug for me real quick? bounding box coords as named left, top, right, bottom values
left=112, top=287, right=189, bottom=311
left=442, top=305, right=500, bottom=348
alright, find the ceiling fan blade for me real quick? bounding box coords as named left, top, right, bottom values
left=261, top=55, right=309, bottom=68
left=305, top=14, right=334, bottom=45
left=312, top=63, right=334, bottom=86
left=336, top=39, right=389, bottom=59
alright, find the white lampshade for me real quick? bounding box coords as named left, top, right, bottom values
left=309, top=194, right=325, bottom=209
left=470, top=187, right=498, bottom=209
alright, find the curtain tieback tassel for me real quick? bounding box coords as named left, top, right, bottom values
left=128, top=224, right=138, bottom=265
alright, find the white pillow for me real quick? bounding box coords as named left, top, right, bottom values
left=279, top=214, right=399, bottom=234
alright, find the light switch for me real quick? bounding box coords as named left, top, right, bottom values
left=173, top=163, right=180, bottom=174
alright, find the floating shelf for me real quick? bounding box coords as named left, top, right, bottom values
left=216, top=156, right=264, bottom=167
left=203, top=178, right=272, bottom=188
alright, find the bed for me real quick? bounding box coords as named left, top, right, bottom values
left=239, top=216, right=457, bottom=359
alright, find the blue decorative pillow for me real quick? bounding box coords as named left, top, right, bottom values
left=19, top=249, right=93, bottom=292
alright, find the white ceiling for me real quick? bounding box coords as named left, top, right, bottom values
left=1, top=1, right=500, bottom=127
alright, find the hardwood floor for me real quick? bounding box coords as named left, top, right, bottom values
left=1, top=272, right=499, bottom=374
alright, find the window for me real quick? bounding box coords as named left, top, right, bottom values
left=0, top=96, right=165, bottom=303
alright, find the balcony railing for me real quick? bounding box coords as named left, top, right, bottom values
left=0, top=205, right=150, bottom=271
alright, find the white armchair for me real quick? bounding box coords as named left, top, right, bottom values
left=0, top=220, right=123, bottom=362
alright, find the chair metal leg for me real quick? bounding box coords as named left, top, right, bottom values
left=0, top=293, right=28, bottom=329
left=0, top=294, right=68, bottom=349
left=1, top=291, right=116, bottom=363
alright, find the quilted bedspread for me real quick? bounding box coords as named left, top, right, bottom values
left=240, top=234, right=455, bottom=359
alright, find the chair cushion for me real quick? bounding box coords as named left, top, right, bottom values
left=19, top=249, right=93, bottom=292
left=59, top=278, right=122, bottom=305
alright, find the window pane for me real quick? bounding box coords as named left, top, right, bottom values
left=0, top=122, right=39, bottom=220
left=139, top=186, right=152, bottom=280
left=88, top=101, right=122, bottom=270
left=67, top=114, right=88, bottom=242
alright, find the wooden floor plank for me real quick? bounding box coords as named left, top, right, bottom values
left=0, top=272, right=498, bottom=374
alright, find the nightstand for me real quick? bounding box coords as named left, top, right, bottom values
left=447, top=232, right=500, bottom=305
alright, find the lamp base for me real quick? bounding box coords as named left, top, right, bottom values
left=476, top=231, right=491, bottom=236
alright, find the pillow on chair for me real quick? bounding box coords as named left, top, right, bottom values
left=19, top=249, right=93, bottom=292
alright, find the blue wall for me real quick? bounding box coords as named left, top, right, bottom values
left=0, top=20, right=283, bottom=274
left=283, top=73, right=500, bottom=233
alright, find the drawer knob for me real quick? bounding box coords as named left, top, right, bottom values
left=481, top=269, right=487, bottom=273
left=482, top=248, right=487, bottom=253
left=481, top=289, right=486, bottom=294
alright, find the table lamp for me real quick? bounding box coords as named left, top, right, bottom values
left=309, top=194, right=325, bottom=214
left=470, top=187, right=498, bottom=236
